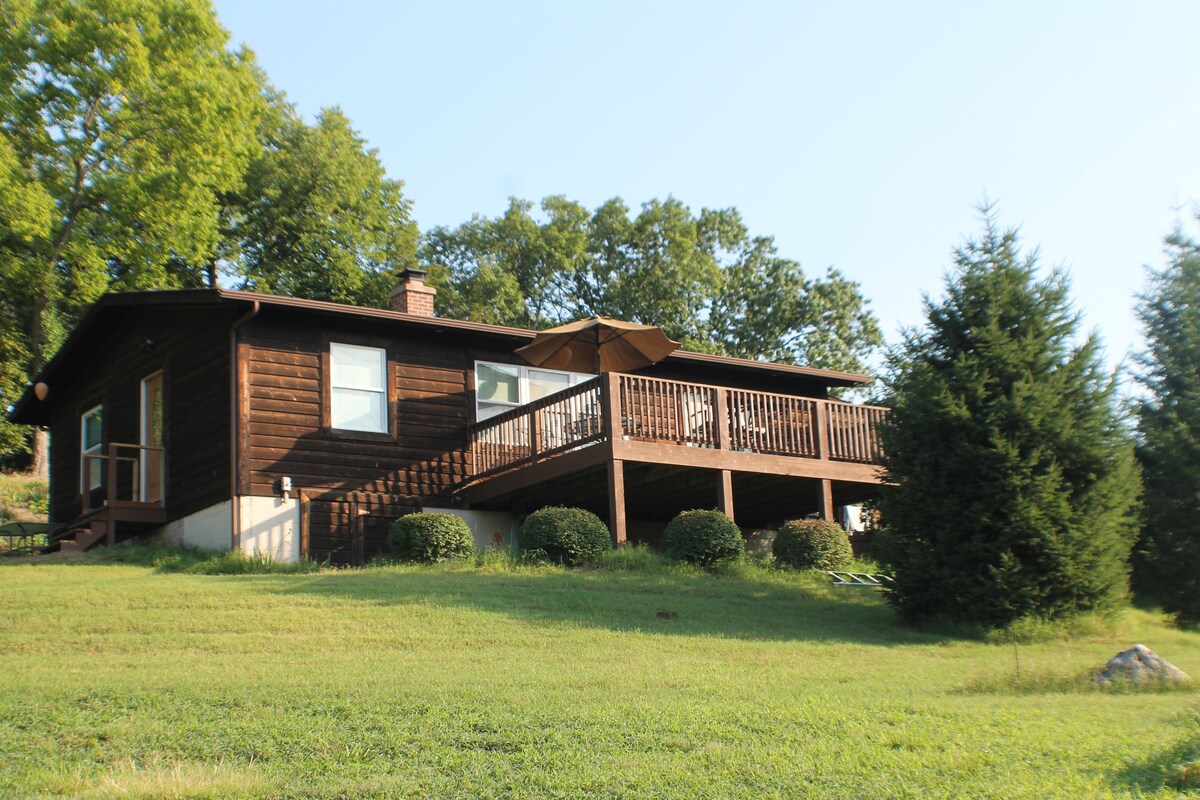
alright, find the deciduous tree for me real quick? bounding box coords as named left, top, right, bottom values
left=229, top=107, right=418, bottom=307
left=0, top=0, right=262, bottom=472
left=422, top=195, right=881, bottom=371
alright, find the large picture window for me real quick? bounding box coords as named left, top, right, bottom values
left=330, top=343, right=388, bottom=433
left=474, top=361, right=591, bottom=421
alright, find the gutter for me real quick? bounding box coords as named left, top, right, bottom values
left=229, top=300, right=260, bottom=551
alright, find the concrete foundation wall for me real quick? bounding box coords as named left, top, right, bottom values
left=160, top=500, right=233, bottom=551
left=424, top=507, right=515, bottom=550
left=157, top=496, right=300, bottom=563
left=238, top=495, right=300, bottom=563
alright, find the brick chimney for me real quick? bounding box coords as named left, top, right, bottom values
left=389, top=268, right=436, bottom=316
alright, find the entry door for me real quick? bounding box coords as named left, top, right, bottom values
left=140, top=372, right=164, bottom=503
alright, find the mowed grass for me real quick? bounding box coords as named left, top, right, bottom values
left=1, top=557, right=1198, bottom=799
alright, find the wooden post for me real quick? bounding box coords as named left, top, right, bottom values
left=298, top=490, right=310, bottom=559
left=717, top=469, right=735, bottom=522
left=814, top=399, right=831, bottom=461
left=529, top=407, right=542, bottom=461
left=713, top=387, right=730, bottom=450
left=601, top=372, right=623, bottom=441
left=817, top=478, right=835, bottom=522
left=352, top=501, right=367, bottom=567
left=607, top=458, right=627, bottom=547
left=106, top=443, right=118, bottom=508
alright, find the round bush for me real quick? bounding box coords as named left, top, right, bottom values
left=388, top=512, right=476, bottom=563
left=663, top=509, right=744, bottom=567
left=772, top=518, right=853, bottom=570
left=518, top=507, right=611, bottom=565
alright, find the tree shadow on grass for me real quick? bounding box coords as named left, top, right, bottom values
left=1110, top=718, right=1199, bottom=794
left=268, top=566, right=955, bottom=646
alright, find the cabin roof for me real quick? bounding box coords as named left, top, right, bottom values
left=9, top=289, right=874, bottom=425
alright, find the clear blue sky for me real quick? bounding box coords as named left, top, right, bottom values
left=212, top=1, right=1200, bottom=374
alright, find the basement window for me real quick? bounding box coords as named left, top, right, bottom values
left=330, top=343, right=388, bottom=433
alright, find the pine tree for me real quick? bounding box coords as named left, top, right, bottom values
left=878, top=209, right=1139, bottom=628
left=1133, top=229, right=1200, bottom=625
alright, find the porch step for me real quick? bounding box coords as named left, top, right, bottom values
left=46, top=519, right=108, bottom=555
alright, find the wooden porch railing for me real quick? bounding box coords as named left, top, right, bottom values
left=81, top=442, right=166, bottom=515
left=467, top=372, right=890, bottom=479
left=469, top=378, right=605, bottom=477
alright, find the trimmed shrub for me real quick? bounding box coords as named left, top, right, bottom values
left=518, top=506, right=611, bottom=566
left=663, top=509, right=744, bottom=567
left=772, top=518, right=853, bottom=570
left=388, top=512, right=476, bottom=563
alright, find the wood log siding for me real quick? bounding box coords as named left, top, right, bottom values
left=242, top=326, right=471, bottom=502
left=467, top=371, right=890, bottom=478
left=301, top=492, right=419, bottom=566
left=48, top=308, right=234, bottom=525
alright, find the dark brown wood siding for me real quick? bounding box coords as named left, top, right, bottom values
left=48, top=307, right=234, bottom=524
left=241, top=319, right=485, bottom=504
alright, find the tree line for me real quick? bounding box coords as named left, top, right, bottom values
left=1, top=0, right=1198, bottom=630
left=0, top=0, right=880, bottom=471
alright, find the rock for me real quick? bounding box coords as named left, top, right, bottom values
left=1093, top=644, right=1190, bottom=688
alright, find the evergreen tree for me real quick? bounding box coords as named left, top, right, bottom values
left=878, top=209, right=1139, bottom=628
left=1133, top=229, right=1200, bottom=625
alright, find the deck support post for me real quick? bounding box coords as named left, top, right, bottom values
left=717, top=469, right=735, bottom=521
left=607, top=458, right=627, bottom=547
left=817, top=478, right=835, bottom=522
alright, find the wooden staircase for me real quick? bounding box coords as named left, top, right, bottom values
left=42, top=441, right=168, bottom=555
left=46, top=515, right=111, bottom=555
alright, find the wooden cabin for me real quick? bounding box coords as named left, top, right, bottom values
left=10, top=271, right=889, bottom=565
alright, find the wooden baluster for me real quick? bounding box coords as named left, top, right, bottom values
left=530, top=407, right=542, bottom=462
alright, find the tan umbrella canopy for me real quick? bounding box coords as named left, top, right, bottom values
left=515, top=316, right=680, bottom=374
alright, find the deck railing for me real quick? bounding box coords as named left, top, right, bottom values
left=470, top=378, right=605, bottom=477
left=81, top=442, right=166, bottom=515
left=468, top=372, right=890, bottom=479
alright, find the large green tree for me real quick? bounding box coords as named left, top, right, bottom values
left=422, top=195, right=882, bottom=371
left=1132, top=228, right=1200, bottom=625
left=228, top=106, right=418, bottom=307
left=0, top=0, right=262, bottom=472
left=877, top=210, right=1139, bottom=628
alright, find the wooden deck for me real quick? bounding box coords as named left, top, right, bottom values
left=459, top=373, right=889, bottom=540
left=67, top=442, right=167, bottom=550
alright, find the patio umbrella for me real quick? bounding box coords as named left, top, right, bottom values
left=515, top=316, right=680, bottom=373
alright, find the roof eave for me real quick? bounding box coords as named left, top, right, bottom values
left=8, top=288, right=875, bottom=426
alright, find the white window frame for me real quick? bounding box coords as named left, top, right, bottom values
left=330, top=342, right=388, bottom=434
left=80, top=404, right=104, bottom=492
left=139, top=371, right=165, bottom=504
left=473, top=361, right=593, bottom=421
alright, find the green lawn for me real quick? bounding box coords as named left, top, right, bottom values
left=1, top=556, right=1198, bottom=799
